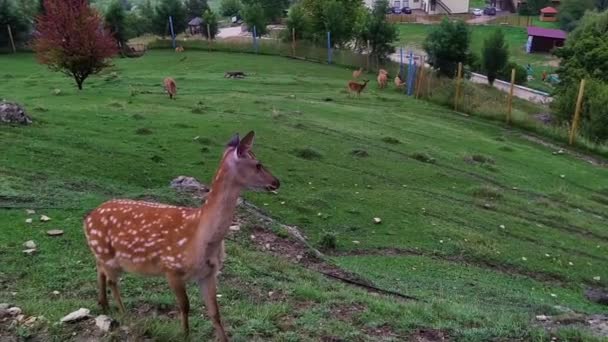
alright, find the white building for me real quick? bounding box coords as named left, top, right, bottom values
left=366, top=0, right=470, bottom=15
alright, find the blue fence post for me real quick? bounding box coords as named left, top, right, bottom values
left=407, top=50, right=415, bottom=96
left=169, top=16, right=176, bottom=49
left=253, top=26, right=258, bottom=53
left=327, top=31, right=332, bottom=64
left=399, top=48, right=404, bottom=92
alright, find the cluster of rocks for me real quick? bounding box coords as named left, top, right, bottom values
left=0, top=101, right=32, bottom=125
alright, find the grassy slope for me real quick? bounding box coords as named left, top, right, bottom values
left=397, top=23, right=557, bottom=92
left=1, top=51, right=607, bottom=341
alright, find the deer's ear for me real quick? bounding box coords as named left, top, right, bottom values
left=227, top=133, right=240, bottom=147
left=237, top=131, right=255, bottom=157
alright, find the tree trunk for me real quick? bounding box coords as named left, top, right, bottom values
left=75, top=77, right=83, bottom=90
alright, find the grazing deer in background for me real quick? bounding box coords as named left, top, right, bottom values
left=175, top=46, right=184, bottom=52
left=347, top=79, right=369, bottom=96
left=84, top=131, right=279, bottom=342
left=352, top=67, right=363, bottom=79
left=163, top=77, right=177, bottom=99
left=378, top=69, right=388, bottom=76
left=377, top=71, right=388, bottom=89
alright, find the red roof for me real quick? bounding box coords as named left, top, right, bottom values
left=540, top=6, right=558, bottom=14
left=527, top=26, right=567, bottom=39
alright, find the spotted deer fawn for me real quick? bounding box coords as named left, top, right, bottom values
left=347, top=79, right=369, bottom=96
left=377, top=71, right=388, bottom=89
left=163, top=77, right=177, bottom=99
left=352, top=67, right=363, bottom=79
left=84, top=131, right=279, bottom=341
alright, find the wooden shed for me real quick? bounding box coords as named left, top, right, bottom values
left=539, top=6, right=558, bottom=22
left=526, top=27, right=567, bottom=53
left=188, top=17, right=203, bottom=35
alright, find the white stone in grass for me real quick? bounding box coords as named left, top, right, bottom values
left=545, top=254, right=551, bottom=257
left=46, top=230, right=64, bottom=236
left=193, top=136, right=199, bottom=140
left=499, top=225, right=506, bottom=229
left=560, top=174, right=565, bottom=178
left=7, top=307, right=22, bottom=316
left=521, top=257, right=527, bottom=261
left=439, top=240, right=444, bottom=244
left=95, top=315, right=116, bottom=332
left=216, top=294, right=222, bottom=298
left=568, top=262, right=574, bottom=266
left=52, top=291, right=60, bottom=295
left=228, top=225, right=240, bottom=232
left=550, top=293, right=557, bottom=298
left=536, top=315, right=549, bottom=321
left=593, top=276, right=600, bottom=281
left=26, top=209, right=35, bottom=215
left=280, top=201, right=285, bottom=205
left=352, top=240, right=360, bottom=244
left=23, top=240, right=36, bottom=249
left=22, top=248, right=36, bottom=255
left=25, top=218, right=32, bottom=224
left=60, top=308, right=90, bottom=323
left=40, top=215, right=51, bottom=222
left=373, top=217, right=382, bottom=224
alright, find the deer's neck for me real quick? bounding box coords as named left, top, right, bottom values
left=194, top=168, right=242, bottom=246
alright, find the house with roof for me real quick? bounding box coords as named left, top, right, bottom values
left=495, top=0, right=560, bottom=13
left=526, top=27, right=567, bottom=53
left=539, top=6, right=558, bottom=22
left=366, top=0, right=470, bottom=14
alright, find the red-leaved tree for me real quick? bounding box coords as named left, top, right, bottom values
left=34, top=0, right=118, bottom=90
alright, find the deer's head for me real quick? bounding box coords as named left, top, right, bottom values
left=222, top=131, right=280, bottom=191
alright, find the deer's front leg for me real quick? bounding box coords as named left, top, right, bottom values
left=167, top=272, right=190, bottom=335
left=198, top=274, right=228, bottom=342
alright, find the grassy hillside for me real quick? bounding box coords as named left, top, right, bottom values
left=1, top=51, right=607, bottom=341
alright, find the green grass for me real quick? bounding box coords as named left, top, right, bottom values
left=1, top=51, right=607, bottom=341
left=397, top=23, right=558, bottom=92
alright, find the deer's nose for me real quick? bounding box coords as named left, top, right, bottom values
left=270, top=179, right=280, bottom=190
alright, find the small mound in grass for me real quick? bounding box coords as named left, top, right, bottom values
left=291, top=147, right=322, bottom=160
left=465, top=154, right=495, bottom=165
left=411, top=152, right=436, bottom=164
left=381, top=136, right=400, bottom=144
left=135, top=127, right=153, bottom=135
left=350, top=149, right=369, bottom=157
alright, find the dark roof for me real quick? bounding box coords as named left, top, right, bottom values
left=527, top=27, right=567, bottom=39
left=540, top=6, right=558, bottom=14
left=188, top=17, right=203, bottom=26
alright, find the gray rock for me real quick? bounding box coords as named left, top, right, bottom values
left=60, top=308, right=90, bottom=323
left=95, top=314, right=117, bottom=332
left=585, top=288, right=608, bottom=305
left=23, top=240, right=36, bottom=249
left=170, top=176, right=210, bottom=200
left=0, top=101, right=32, bottom=125
left=0, top=303, right=9, bottom=310
left=7, top=307, right=22, bottom=316
left=22, top=248, right=37, bottom=255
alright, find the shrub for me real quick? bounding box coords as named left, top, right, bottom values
left=482, top=28, right=508, bottom=85
left=318, top=231, right=337, bottom=250
left=423, top=18, right=472, bottom=78
left=220, top=0, right=242, bottom=17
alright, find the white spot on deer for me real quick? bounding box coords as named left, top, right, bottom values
left=103, top=248, right=109, bottom=254
left=90, top=229, right=99, bottom=236
left=166, top=246, right=172, bottom=251
left=134, top=247, right=145, bottom=253
left=100, top=209, right=106, bottom=214
left=177, top=238, right=188, bottom=246
left=90, top=240, right=99, bottom=246
left=86, top=217, right=92, bottom=224
left=133, top=257, right=145, bottom=263
left=164, top=256, right=175, bottom=262
left=144, top=241, right=156, bottom=247
left=96, top=246, right=103, bottom=254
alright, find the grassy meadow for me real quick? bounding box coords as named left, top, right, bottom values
left=1, top=51, right=607, bottom=341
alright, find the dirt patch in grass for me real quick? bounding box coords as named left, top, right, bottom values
left=464, top=154, right=494, bottom=165
left=330, top=303, right=366, bottom=321
left=410, top=152, right=436, bottom=164
left=409, top=328, right=449, bottom=342
left=535, top=313, right=608, bottom=339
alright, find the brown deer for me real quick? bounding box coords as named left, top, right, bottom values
left=377, top=71, right=388, bottom=89
left=352, top=67, right=363, bottom=79
left=347, top=80, right=369, bottom=96
left=84, top=131, right=279, bottom=342
left=175, top=46, right=184, bottom=52
left=163, top=77, right=177, bottom=99
left=394, top=75, right=405, bottom=89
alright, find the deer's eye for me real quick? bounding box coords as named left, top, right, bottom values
left=256, top=163, right=262, bottom=171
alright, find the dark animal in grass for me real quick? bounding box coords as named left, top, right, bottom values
left=347, top=80, right=370, bottom=96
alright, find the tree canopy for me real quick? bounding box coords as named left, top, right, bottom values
left=423, top=18, right=472, bottom=78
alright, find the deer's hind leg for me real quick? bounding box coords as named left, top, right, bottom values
left=104, top=267, right=126, bottom=313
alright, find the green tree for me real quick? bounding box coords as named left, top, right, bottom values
left=138, top=0, right=155, bottom=33
left=242, top=2, right=267, bottom=35
left=241, top=0, right=288, bottom=22
left=153, top=0, right=187, bottom=37
left=201, top=9, right=218, bottom=39
left=300, top=0, right=363, bottom=47
left=185, top=0, right=209, bottom=19
left=553, top=10, right=608, bottom=141
left=0, top=0, right=28, bottom=48
left=357, top=0, right=397, bottom=62
left=423, top=18, right=472, bottom=78
left=285, top=4, right=309, bottom=40
left=558, top=0, right=595, bottom=31
left=499, top=62, right=527, bottom=85
left=220, top=0, right=242, bottom=17
left=482, top=28, right=509, bottom=85
left=519, top=0, right=549, bottom=14
left=105, top=0, right=127, bottom=46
